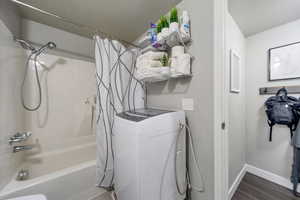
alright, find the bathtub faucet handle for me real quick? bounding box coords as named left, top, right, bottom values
left=9, top=132, right=32, bottom=145
left=13, top=145, right=34, bottom=153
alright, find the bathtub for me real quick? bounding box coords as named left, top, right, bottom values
left=0, top=143, right=106, bottom=200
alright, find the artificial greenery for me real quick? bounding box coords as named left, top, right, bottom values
left=157, top=21, right=162, bottom=33
left=165, top=17, right=169, bottom=28
left=160, top=16, right=169, bottom=29
left=170, top=8, right=178, bottom=23
left=160, top=54, right=169, bottom=66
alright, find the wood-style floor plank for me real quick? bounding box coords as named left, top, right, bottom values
left=232, top=173, right=300, bottom=200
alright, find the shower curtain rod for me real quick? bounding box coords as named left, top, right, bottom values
left=10, top=0, right=141, bottom=49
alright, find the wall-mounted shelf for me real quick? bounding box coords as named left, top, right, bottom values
left=259, top=85, right=300, bottom=95
left=136, top=29, right=192, bottom=83
left=141, top=31, right=191, bottom=53
left=135, top=66, right=192, bottom=83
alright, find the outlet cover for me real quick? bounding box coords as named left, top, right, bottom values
left=182, top=98, right=194, bottom=111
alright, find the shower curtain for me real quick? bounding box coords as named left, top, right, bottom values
left=94, top=35, right=144, bottom=187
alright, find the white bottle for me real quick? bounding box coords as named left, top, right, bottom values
left=180, top=11, right=190, bottom=39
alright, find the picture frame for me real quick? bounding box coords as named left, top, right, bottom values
left=268, top=41, right=300, bottom=81
left=230, top=49, right=241, bottom=93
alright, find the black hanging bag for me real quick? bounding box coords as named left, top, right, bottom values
left=265, top=88, right=299, bottom=141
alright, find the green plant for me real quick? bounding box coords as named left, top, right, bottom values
left=166, top=18, right=169, bottom=28
left=157, top=21, right=162, bottom=33
left=160, top=54, right=169, bottom=66
left=160, top=16, right=169, bottom=28
left=170, top=8, right=178, bottom=23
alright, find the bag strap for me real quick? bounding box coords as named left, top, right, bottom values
left=268, top=121, right=274, bottom=142
left=269, top=126, right=273, bottom=142
left=290, top=126, right=294, bottom=140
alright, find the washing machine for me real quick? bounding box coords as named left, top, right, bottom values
left=113, top=108, right=186, bottom=200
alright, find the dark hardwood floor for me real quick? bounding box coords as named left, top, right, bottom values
left=232, top=173, right=300, bottom=200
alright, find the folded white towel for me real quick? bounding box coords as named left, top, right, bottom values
left=135, top=66, right=170, bottom=81
left=136, top=59, right=162, bottom=68
left=137, top=51, right=167, bottom=61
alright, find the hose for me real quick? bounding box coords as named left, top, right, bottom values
left=21, top=53, right=42, bottom=111
left=160, top=121, right=205, bottom=200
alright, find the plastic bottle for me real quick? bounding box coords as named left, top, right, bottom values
left=149, top=23, right=157, bottom=45
left=180, top=11, right=190, bottom=39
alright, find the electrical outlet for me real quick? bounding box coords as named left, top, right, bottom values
left=182, top=98, right=194, bottom=111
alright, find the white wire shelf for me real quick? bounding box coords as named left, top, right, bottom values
left=135, top=67, right=192, bottom=83
left=140, top=31, right=191, bottom=53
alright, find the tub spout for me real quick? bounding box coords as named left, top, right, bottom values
left=13, top=145, right=34, bottom=153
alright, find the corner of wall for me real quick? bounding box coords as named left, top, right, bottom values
left=0, top=1, right=21, bottom=37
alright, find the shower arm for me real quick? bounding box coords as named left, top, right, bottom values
left=14, top=38, right=95, bottom=61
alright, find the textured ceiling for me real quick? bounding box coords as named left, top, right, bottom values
left=14, top=0, right=181, bottom=41
left=229, top=0, right=300, bottom=37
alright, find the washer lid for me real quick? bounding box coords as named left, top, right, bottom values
left=117, top=108, right=173, bottom=122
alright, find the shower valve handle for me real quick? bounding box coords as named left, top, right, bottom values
left=9, top=132, right=32, bottom=145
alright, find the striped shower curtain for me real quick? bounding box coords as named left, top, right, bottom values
left=94, top=35, right=144, bottom=188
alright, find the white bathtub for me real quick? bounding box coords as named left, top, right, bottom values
left=0, top=143, right=106, bottom=200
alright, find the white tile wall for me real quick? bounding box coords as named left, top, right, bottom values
left=23, top=52, right=96, bottom=153
left=0, top=21, right=27, bottom=190
left=0, top=13, right=96, bottom=192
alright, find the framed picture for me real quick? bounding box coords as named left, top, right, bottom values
left=230, top=49, right=241, bottom=93
left=269, top=41, right=300, bottom=81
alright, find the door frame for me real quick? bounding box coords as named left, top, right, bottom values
left=214, top=0, right=229, bottom=199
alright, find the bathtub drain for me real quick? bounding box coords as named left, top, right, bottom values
left=16, top=169, right=29, bottom=181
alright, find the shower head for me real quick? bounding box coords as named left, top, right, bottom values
left=14, top=37, right=57, bottom=55
left=47, top=42, right=56, bottom=49
left=35, top=41, right=57, bottom=56
left=15, top=38, right=36, bottom=52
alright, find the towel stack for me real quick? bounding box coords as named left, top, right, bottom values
left=136, top=51, right=167, bottom=69
left=135, top=51, right=170, bottom=81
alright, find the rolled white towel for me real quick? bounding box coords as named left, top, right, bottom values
left=175, top=54, right=191, bottom=75
left=172, top=46, right=185, bottom=57
left=170, top=56, right=178, bottom=68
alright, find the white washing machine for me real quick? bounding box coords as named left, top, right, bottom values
left=113, top=108, right=186, bottom=200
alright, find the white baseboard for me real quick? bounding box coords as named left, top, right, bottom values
left=245, top=164, right=299, bottom=193
left=228, top=164, right=299, bottom=199
left=228, top=165, right=247, bottom=200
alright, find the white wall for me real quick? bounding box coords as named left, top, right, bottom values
left=21, top=19, right=94, bottom=60
left=226, top=13, right=246, bottom=188
left=146, top=0, right=215, bottom=199
left=0, top=13, right=96, bottom=190
left=20, top=19, right=97, bottom=154
left=246, top=19, right=300, bottom=180
left=0, top=20, right=26, bottom=190
left=23, top=53, right=96, bottom=154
